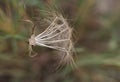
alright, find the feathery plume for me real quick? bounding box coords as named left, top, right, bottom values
left=28, top=11, right=76, bottom=66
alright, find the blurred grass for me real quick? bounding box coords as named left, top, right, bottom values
left=0, top=0, right=120, bottom=82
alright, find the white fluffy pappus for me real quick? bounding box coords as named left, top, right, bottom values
left=28, top=12, right=76, bottom=67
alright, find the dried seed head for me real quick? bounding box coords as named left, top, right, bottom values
left=28, top=10, right=76, bottom=67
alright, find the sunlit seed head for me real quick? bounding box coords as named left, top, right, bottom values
left=27, top=10, right=76, bottom=67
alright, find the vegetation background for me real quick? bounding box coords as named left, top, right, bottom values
left=0, top=0, right=120, bottom=82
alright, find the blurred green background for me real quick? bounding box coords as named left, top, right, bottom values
left=0, top=0, right=120, bottom=82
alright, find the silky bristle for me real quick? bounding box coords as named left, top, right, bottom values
left=29, top=10, right=76, bottom=67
